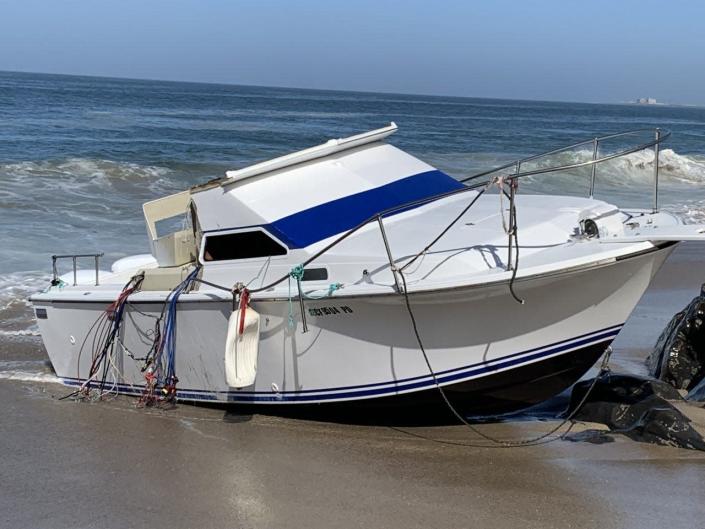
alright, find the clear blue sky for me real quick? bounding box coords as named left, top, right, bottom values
left=1, top=0, right=704, bottom=104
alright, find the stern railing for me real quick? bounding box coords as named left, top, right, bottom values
left=51, top=253, right=104, bottom=286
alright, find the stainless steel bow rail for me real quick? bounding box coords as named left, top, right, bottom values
left=239, top=127, right=671, bottom=296
left=51, top=253, right=104, bottom=286
left=461, top=128, right=669, bottom=213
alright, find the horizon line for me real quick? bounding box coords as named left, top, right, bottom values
left=0, top=68, right=635, bottom=108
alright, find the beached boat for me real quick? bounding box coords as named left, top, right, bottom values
left=29, top=123, right=705, bottom=413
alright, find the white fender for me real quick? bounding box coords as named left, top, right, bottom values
left=111, top=254, right=158, bottom=273
left=58, top=269, right=113, bottom=286
left=224, top=307, right=260, bottom=388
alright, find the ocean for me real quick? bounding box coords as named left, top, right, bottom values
left=2, top=70, right=705, bottom=375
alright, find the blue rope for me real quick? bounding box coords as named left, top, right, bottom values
left=153, top=267, right=200, bottom=395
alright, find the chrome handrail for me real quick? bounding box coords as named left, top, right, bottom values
left=247, top=127, right=671, bottom=295
left=460, top=127, right=669, bottom=211
left=51, top=253, right=104, bottom=286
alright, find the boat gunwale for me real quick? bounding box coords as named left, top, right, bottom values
left=30, top=241, right=676, bottom=305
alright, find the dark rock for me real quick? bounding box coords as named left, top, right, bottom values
left=647, top=284, right=705, bottom=391
left=568, top=374, right=705, bottom=451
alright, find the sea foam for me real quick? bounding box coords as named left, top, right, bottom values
left=0, top=158, right=176, bottom=194
left=0, top=272, right=50, bottom=337
left=522, top=148, right=705, bottom=184
left=0, top=370, right=61, bottom=384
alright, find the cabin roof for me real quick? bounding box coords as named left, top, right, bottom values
left=147, top=124, right=463, bottom=254
left=222, top=122, right=399, bottom=186
left=189, top=125, right=463, bottom=248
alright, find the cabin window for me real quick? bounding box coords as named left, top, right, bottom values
left=155, top=212, right=191, bottom=238
left=202, top=230, right=287, bottom=261
left=302, top=268, right=328, bottom=281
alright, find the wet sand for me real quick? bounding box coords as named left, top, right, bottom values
left=2, top=244, right=705, bottom=528
left=2, top=380, right=705, bottom=529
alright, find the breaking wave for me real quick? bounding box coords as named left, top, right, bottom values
left=0, top=158, right=214, bottom=273
left=436, top=147, right=705, bottom=223
left=0, top=157, right=178, bottom=195
left=520, top=149, right=705, bottom=222
left=0, top=361, right=58, bottom=386
left=0, top=366, right=61, bottom=384
left=0, top=329, right=41, bottom=337
left=631, top=149, right=705, bottom=183
left=437, top=147, right=705, bottom=186
left=522, top=148, right=705, bottom=185
left=0, top=272, right=50, bottom=337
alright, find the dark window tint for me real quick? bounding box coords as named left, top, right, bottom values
left=303, top=268, right=328, bottom=281
left=203, top=231, right=287, bottom=261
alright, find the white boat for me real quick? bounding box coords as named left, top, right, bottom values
left=29, top=123, right=705, bottom=414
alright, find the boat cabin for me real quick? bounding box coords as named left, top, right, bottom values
left=141, top=123, right=465, bottom=289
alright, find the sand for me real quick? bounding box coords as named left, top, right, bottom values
left=2, top=244, right=705, bottom=529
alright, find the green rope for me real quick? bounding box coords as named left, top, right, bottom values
left=45, top=278, right=67, bottom=293
left=290, top=264, right=305, bottom=281
left=304, top=282, right=344, bottom=300
left=287, top=265, right=305, bottom=329
left=287, top=265, right=343, bottom=326
left=287, top=276, right=295, bottom=329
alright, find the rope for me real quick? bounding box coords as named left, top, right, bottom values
left=497, top=176, right=510, bottom=234
left=45, top=278, right=67, bottom=292
left=237, top=288, right=250, bottom=335
left=506, top=178, right=524, bottom=305
left=287, top=264, right=308, bottom=332
left=139, top=266, right=201, bottom=406
left=303, top=282, right=344, bottom=300
left=60, top=273, right=145, bottom=402
left=290, top=264, right=305, bottom=281
left=287, top=272, right=296, bottom=329
left=400, top=187, right=488, bottom=272
left=397, top=268, right=612, bottom=448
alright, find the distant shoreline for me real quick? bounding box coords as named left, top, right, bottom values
left=3, top=68, right=701, bottom=109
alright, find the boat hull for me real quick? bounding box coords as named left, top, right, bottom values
left=232, top=339, right=610, bottom=421
left=32, top=244, right=674, bottom=413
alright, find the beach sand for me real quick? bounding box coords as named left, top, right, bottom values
left=2, top=244, right=705, bottom=529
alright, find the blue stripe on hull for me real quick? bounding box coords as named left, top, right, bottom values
left=62, top=324, right=622, bottom=403
left=265, top=169, right=463, bottom=248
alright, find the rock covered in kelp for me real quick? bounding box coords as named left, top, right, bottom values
left=568, top=374, right=705, bottom=451
left=647, top=284, right=705, bottom=391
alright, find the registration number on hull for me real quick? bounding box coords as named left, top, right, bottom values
left=308, top=306, right=354, bottom=317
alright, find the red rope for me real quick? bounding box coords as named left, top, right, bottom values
left=238, top=289, right=250, bottom=335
